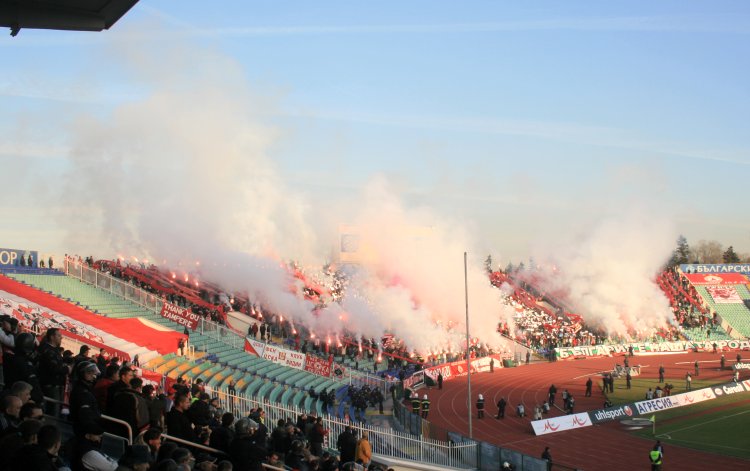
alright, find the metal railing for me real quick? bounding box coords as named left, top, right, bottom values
left=64, top=258, right=389, bottom=392
left=43, top=395, right=133, bottom=444
left=203, top=384, right=478, bottom=469
left=161, top=432, right=227, bottom=457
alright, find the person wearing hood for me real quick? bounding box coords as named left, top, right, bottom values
left=70, top=361, right=101, bottom=437
left=476, top=394, right=485, bottom=418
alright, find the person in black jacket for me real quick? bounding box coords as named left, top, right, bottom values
left=337, top=425, right=357, bottom=464
left=188, top=393, right=212, bottom=428
left=105, top=366, right=134, bottom=414
left=270, top=419, right=289, bottom=456
left=209, top=412, right=235, bottom=453
left=6, top=333, right=44, bottom=405
left=229, top=418, right=266, bottom=471
left=12, top=424, right=66, bottom=471
left=141, top=384, right=165, bottom=428
left=165, top=392, right=196, bottom=442
left=69, top=361, right=100, bottom=437
left=36, top=329, right=69, bottom=415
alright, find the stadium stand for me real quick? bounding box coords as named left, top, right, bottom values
left=695, top=284, right=750, bottom=338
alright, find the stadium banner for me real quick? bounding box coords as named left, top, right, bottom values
left=705, top=285, right=743, bottom=304
left=633, top=396, right=680, bottom=415
left=685, top=273, right=749, bottom=285
left=671, top=388, right=716, bottom=407
left=556, top=339, right=750, bottom=359
left=531, top=412, right=592, bottom=435
left=159, top=303, right=200, bottom=330
left=0, top=248, right=39, bottom=267
left=305, top=354, right=332, bottom=377
left=331, top=362, right=347, bottom=381
left=263, top=344, right=306, bottom=369
left=139, top=368, right=165, bottom=388
left=709, top=380, right=749, bottom=397
left=588, top=403, right=638, bottom=424
left=423, top=354, right=503, bottom=383
left=243, top=337, right=266, bottom=357
left=680, top=264, right=750, bottom=274
left=404, top=370, right=424, bottom=391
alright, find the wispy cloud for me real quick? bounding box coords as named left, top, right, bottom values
left=194, top=16, right=750, bottom=37
left=2, top=13, right=747, bottom=47
left=281, top=108, right=750, bottom=166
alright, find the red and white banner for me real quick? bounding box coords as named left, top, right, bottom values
left=160, top=303, right=201, bottom=330
left=531, top=412, right=592, bottom=435
left=305, top=354, right=332, bottom=377
left=686, top=273, right=749, bottom=285
left=139, top=368, right=164, bottom=388
left=243, top=337, right=266, bottom=357
left=263, top=344, right=305, bottom=369
left=423, top=355, right=502, bottom=383
left=705, top=285, right=743, bottom=304
left=331, top=362, right=347, bottom=380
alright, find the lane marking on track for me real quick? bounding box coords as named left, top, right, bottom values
left=675, top=360, right=719, bottom=364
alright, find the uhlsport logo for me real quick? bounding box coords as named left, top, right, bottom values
left=592, top=405, right=633, bottom=422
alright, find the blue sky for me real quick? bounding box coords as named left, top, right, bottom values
left=1, top=1, right=749, bottom=263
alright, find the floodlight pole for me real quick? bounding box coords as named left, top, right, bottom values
left=464, top=252, right=473, bottom=439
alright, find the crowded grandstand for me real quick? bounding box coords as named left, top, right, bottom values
left=0, top=243, right=749, bottom=470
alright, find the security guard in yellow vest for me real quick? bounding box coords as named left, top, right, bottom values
left=421, top=394, right=430, bottom=418
left=649, top=445, right=663, bottom=470
left=411, top=395, right=421, bottom=415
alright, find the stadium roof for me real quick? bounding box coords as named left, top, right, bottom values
left=1, top=0, right=139, bottom=36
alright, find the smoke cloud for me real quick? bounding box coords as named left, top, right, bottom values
left=57, top=28, right=513, bottom=354
left=529, top=211, right=676, bottom=338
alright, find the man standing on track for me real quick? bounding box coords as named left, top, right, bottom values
left=658, top=365, right=665, bottom=383
left=694, top=360, right=700, bottom=376
left=685, top=372, right=692, bottom=391
left=548, top=384, right=557, bottom=407
left=476, top=394, right=485, bottom=419
left=585, top=378, right=592, bottom=397
left=496, top=397, right=506, bottom=419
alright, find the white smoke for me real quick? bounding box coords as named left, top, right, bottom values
left=57, top=28, right=513, bottom=355
left=530, top=211, right=676, bottom=337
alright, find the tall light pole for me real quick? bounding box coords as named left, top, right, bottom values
left=464, top=252, right=473, bottom=439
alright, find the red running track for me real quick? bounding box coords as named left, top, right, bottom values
left=423, top=352, right=750, bottom=470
